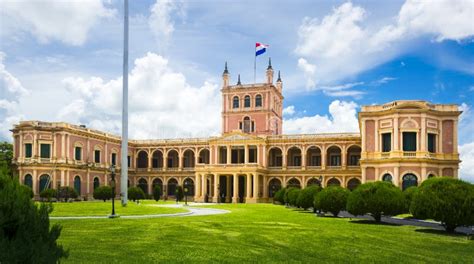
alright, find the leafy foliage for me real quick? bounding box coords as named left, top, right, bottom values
left=273, top=187, right=286, bottom=204
left=153, top=185, right=161, bottom=201
left=0, top=173, right=68, bottom=262
left=287, top=188, right=301, bottom=207
left=128, top=187, right=145, bottom=202
left=411, top=177, right=474, bottom=232
left=296, top=186, right=321, bottom=210
left=40, top=188, right=58, bottom=202
left=0, top=142, right=15, bottom=177
left=93, top=186, right=113, bottom=202
left=347, top=181, right=404, bottom=222
left=19, top=185, right=34, bottom=199
left=58, top=186, right=78, bottom=202
left=175, top=186, right=184, bottom=202
left=402, top=186, right=418, bottom=213
left=314, top=186, right=350, bottom=217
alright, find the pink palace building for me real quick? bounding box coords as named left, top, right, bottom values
left=11, top=60, right=462, bottom=203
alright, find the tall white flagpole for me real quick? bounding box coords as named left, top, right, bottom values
left=121, top=0, right=129, bottom=206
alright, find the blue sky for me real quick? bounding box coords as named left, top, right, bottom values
left=0, top=0, right=473, bottom=181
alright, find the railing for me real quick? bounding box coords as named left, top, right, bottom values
left=268, top=166, right=282, bottom=170
left=327, top=165, right=341, bottom=169
left=183, top=167, right=195, bottom=171
left=167, top=167, right=179, bottom=171
left=306, top=166, right=321, bottom=170
left=287, top=166, right=302, bottom=170
left=403, top=152, right=416, bottom=157
left=136, top=168, right=148, bottom=172
left=151, top=168, right=164, bottom=171
left=381, top=152, right=390, bottom=158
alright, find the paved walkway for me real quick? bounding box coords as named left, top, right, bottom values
left=50, top=203, right=230, bottom=220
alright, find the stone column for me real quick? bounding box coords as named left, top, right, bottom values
left=226, top=176, right=231, bottom=203
left=226, top=146, right=231, bottom=164
left=263, top=177, right=269, bottom=199
left=60, top=170, right=65, bottom=186
left=232, top=173, right=239, bottom=203
left=202, top=174, right=208, bottom=200
left=244, top=145, right=249, bottom=164
left=33, top=169, right=37, bottom=195
left=195, top=174, right=201, bottom=199
left=302, top=146, right=306, bottom=169
left=321, top=145, right=326, bottom=170
left=148, top=151, right=153, bottom=170
left=394, top=115, right=399, bottom=151
left=253, top=174, right=258, bottom=200
left=246, top=173, right=252, bottom=200
left=178, top=153, right=183, bottom=171
left=18, top=132, right=23, bottom=162
left=61, top=133, right=65, bottom=160
left=213, top=174, right=219, bottom=202
left=163, top=151, right=168, bottom=170
left=342, top=145, right=347, bottom=169
left=394, top=166, right=400, bottom=187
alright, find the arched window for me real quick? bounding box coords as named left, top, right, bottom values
left=287, top=178, right=301, bottom=189
left=183, top=178, right=195, bottom=196
left=24, top=174, right=33, bottom=189
left=74, top=176, right=81, bottom=195
left=168, top=178, right=178, bottom=196
left=244, top=95, right=251, bottom=108
left=382, top=173, right=392, bottom=183
left=255, top=95, right=262, bottom=107
left=93, top=177, right=100, bottom=190
left=233, top=96, right=239, bottom=108
left=402, top=174, right=418, bottom=190
left=268, top=178, right=282, bottom=198
left=428, top=174, right=435, bottom=178
left=347, top=178, right=361, bottom=191
left=327, top=178, right=341, bottom=187
left=138, top=178, right=148, bottom=194
left=243, top=117, right=251, bottom=133
left=39, top=174, right=51, bottom=193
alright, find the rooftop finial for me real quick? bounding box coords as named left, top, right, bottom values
left=237, top=74, right=241, bottom=85
left=223, top=61, right=229, bottom=74
left=277, top=70, right=281, bottom=82
left=267, top=57, right=273, bottom=70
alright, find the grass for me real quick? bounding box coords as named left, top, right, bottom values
left=47, top=200, right=187, bottom=217
left=53, top=203, right=474, bottom=263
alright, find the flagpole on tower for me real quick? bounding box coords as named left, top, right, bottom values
left=121, top=0, right=129, bottom=206
left=254, top=52, right=256, bottom=84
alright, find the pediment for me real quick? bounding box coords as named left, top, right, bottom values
left=211, top=131, right=263, bottom=143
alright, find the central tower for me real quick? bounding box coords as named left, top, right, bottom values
left=221, top=59, right=284, bottom=135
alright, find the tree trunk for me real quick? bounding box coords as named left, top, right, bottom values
left=445, top=223, right=456, bottom=233
left=373, top=213, right=382, bottom=222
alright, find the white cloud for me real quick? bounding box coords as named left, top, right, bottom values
left=459, top=142, right=474, bottom=183
left=0, top=0, right=115, bottom=45
left=371, top=77, right=397, bottom=86
left=283, top=100, right=359, bottom=134
left=148, top=0, right=186, bottom=48
left=295, top=0, right=474, bottom=86
left=58, top=52, right=221, bottom=139
left=297, top=58, right=316, bottom=88
left=283, top=106, right=295, bottom=116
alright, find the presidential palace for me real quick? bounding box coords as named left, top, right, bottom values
left=11, top=61, right=462, bottom=203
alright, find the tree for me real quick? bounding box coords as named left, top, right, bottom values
left=0, top=173, right=68, bottom=262
left=93, top=186, right=113, bottom=202
left=411, top=177, right=474, bottom=232
left=128, top=187, right=145, bottom=202
left=283, top=187, right=295, bottom=205
left=58, top=186, right=78, bottom=202
left=287, top=188, right=301, bottom=207
left=175, top=186, right=184, bottom=202
left=0, top=142, right=15, bottom=177
left=314, top=186, right=350, bottom=217
left=40, top=188, right=57, bottom=202
left=297, top=185, right=321, bottom=210
left=402, top=186, right=418, bottom=213
left=347, top=181, right=404, bottom=222
left=273, top=187, right=286, bottom=204
left=19, top=185, right=34, bottom=199
left=153, top=185, right=161, bottom=201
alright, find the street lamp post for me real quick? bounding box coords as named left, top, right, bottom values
left=184, top=182, right=188, bottom=206
left=109, top=165, right=118, bottom=218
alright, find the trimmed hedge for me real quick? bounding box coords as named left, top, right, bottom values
left=297, top=186, right=321, bottom=210
left=314, top=186, right=350, bottom=217
left=402, top=186, right=418, bottom=213
left=347, top=181, right=404, bottom=222
left=128, top=187, right=145, bottom=202
left=287, top=188, right=301, bottom=207
left=273, top=187, right=286, bottom=204
left=39, top=188, right=57, bottom=202
left=411, top=177, right=474, bottom=232
left=58, top=186, right=78, bottom=202
left=153, top=185, right=161, bottom=201
left=93, top=186, right=113, bottom=202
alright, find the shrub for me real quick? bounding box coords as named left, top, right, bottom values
left=153, top=185, right=161, bottom=201
left=411, top=177, right=474, bottom=232
left=273, top=187, right=286, bottom=204
left=93, top=186, right=113, bottom=202
left=19, top=185, right=34, bottom=199
left=347, top=181, right=404, bottom=222
left=403, top=186, right=418, bottom=213
left=128, top=187, right=145, bottom=202
left=175, top=186, right=184, bottom=202
left=287, top=188, right=301, bottom=207
left=58, top=186, right=78, bottom=202
left=283, top=187, right=294, bottom=205
left=0, top=174, right=68, bottom=262
left=39, top=188, right=57, bottom=202
left=297, top=186, right=321, bottom=210
left=314, top=186, right=350, bottom=216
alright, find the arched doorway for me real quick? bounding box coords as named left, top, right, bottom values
left=287, top=147, right=302, bottom=167
left=74, top=176, right=81, bottom=195
left=347, top=145, right=361, bottom=166
left=382, top=173, right=393, bottom=183
left=327, top=146, right=342, bottom=167
left=268, top=178, right=282, bottom=198
left=327, top=178, right=341, bottom=187
left=268, top=147, right=283, bottom=167
left=287, top=178, right=301, bottom=189
left=138, top=178, right=148, bottom=194
left=402, top=174, right=418, bottom=190
left=152, top=150, right=163, bottom=169
left=39, top=174, right=51, bottom=193
left=152, top=178, right=163, bottom=195
left=93, top=177, right=100, bottom=190
left=347, top=178, right=361, bottom=191
left=136, top=151, right=148, bottom=169
left=24, top=174, right=33, bottom=189
left=183, top=150, right=195, bottom=168
left=168, top=178, right=178, bottom=196
left=306, top=146, right=321, bottom=167
left=198, top=149, right=210, bottom=164
left=183, top=178, right=195, bottom=196
left=167, top=150, right=179, bottom=169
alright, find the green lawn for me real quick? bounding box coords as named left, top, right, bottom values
left=47, top=200, right=186, bottom=217
left=53, top=203, right=473, bottom=263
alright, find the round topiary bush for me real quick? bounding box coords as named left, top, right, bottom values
left=153, top=185, right=161, bottom=201
left=347, top=181, right=404, bottom=222
left=283, top=187, right=295, bottom=205
left=128, top=187, right=145, bottom=202
left=402, top=186, right=418, bottom=213
left=411, top=177, right=474, bottom=232
left=273, top=187, right=286, bottom=204
left=39, top=188, right=57, bottom=202
left=314, top=186, right=350, bottom=217
left=0, top=174, right=68, bottom=262
left=58, top=186, right=78, bottom=202
left=297, top=185, right=321, bottom=210
left=287, top=188, right=301, bottom=207
left=93, top=186, right=113, bottom=202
